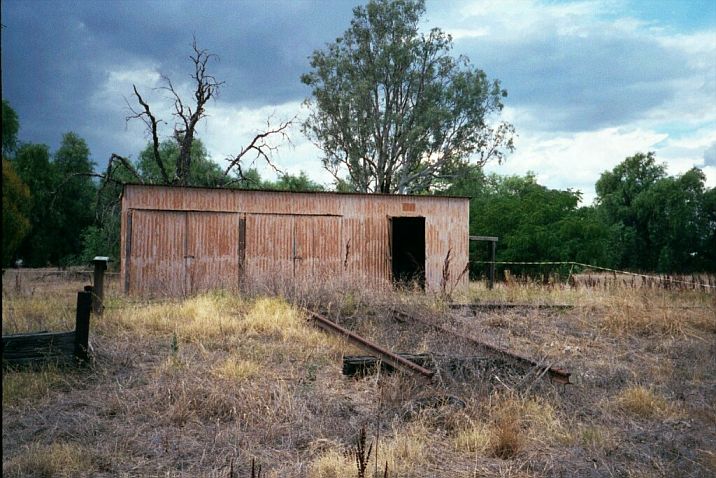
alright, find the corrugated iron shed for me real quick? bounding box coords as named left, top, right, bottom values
left=121, top=184, right=469, bottom=296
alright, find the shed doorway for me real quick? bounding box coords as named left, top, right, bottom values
left=391, top=217, right=425, bottom=288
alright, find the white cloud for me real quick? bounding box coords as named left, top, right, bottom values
left=657, top=133, right=716, bottom=189
left=198, top=100, right=333, bottom=185
left=90, top=64, right=172, bottom=159
left=484, top=117, right=716, bottom=204
left=703, top=166, right=716, bottom=187
left=84, top=0, right=715, bottom=198
left=485, top=120, right=662, bottom=204
left=435, top=0, right=714, bottom=133
left=704, top=142, right=716, bottom=167
left=445, top=27, right=490, bottom=40
left=438, top=0, right=716, bottom=201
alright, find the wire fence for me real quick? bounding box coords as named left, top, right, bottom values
left=2, top=258, right=715, bottom=305
left=469, top=260, right=716, bottom=290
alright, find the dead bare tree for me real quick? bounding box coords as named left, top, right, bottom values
left=88, top=39, right=295, bottom=260
left=105, top=38, right=293, bottom=188
left=222, top=115, right=293, bottom=182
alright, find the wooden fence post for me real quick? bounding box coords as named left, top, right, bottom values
left=469, top=236, right=499, bottom=290
left=489, top=240, right=496, bottom=290
left=92, top=256, right=109, bottom=314
left=74, top=287, right=92, bottom=363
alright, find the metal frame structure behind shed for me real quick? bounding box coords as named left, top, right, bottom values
left=120, top=184, right=469, bottom=297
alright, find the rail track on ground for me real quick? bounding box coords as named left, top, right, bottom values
left=304, top=305, right=571, bottom=388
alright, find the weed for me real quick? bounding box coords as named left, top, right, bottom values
left=491, top=414, right=522, bottom=459
left=251, top=457, right=263, bottom=478
left=170, top=330, right=179, bottom=355
left=310, top=422, right=428, bottom=477
left=354, top=426, right=372, bottom=478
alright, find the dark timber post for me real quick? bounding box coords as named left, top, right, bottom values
left=469, top=236, right=499, bottom=290
left=92, top=256, right=109, bottom=314
left=489, top=240, right=496, bottom=290
left=74, top=287, right=93, bottom=363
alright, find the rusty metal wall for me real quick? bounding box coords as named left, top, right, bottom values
left=121, top=185, right=468, bottom=296
left=186, top=212, right=240, bottom=294
left=244, top=214, right=295, bottom=282
left=126, top=209, right=186, bottom=297
left=125, top=209, right=240, bottom=296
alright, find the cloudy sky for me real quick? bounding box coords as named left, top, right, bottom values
left=2, top=0, right=715, bottom=203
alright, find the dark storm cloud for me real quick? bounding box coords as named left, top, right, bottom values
left=2, top=0, right=712, bottom=177
left=67, top=0, right=358, bottom=105
left=1, top=0, right=358, bottom=161
left=455, top=27, right=691, bottom=132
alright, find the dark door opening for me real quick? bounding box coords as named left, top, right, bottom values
left=391, top=217, right=426, bottom=288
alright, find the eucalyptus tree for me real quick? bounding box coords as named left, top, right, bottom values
left=302, top=0, right=514, bottom=193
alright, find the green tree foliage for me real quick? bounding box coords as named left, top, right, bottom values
left=595, top=152, right=666, bottom=270
left=233, top=168, right=324, bottom=192
left=137, top=139, right=225, bottom=187
left=445, top=167, right=616, bottom=277
left=12, top=134, right=97, bottom=266
left=2, top=100, right=20, bottom=157
left=2, top=159, right=31, bottom=266
left=302, top=0, right=514, bottom=194
left=268, top=171, right=324, bottom=192
left=1, top=101, right=31, bottom=266
left=13, top=143, right=57, bottom=266
left=83, top=160, right=138, bottom=264
left=596, top=153, right=714, bottom=272
left=52, top=133, right=97, bottom=264
left=702, top=187, right=716, bottom=268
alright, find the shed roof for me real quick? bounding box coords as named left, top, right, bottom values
left=121, top=183, right=469, bottom=200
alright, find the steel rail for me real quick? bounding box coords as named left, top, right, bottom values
left=449, top=303, right=574, bottom=311
left=393, top=310, right=571, bottom=384
left=303, top=308, right=434, bottom=379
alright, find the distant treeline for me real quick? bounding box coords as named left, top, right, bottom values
left=3, top=100, right=714, bottom=273
left=443, top=155, right=715, bottom=275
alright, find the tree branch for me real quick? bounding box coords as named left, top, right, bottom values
left=223, top=117, right=294, bottom=177
left=129, top=86, right=171, bottom=184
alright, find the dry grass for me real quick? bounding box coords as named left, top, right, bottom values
left=1, top=268, right=121, bottom=334
left=2, top=365, right=66, bottom=407
left=2, top=271, right=714, bottom=477
left=310, top=422, right=430, bottom=477
left=454, top=420, right=493, bottom=454
left=212, top=357, right=261, bottom=381
left=3, top=441, right=96, bottom=477
left=454, top=395, right=571, bottom=460
left=463, top=275, right=715, bottom=308
left=577, top=423, right=612, bottom=449
left=614, top=385, right=680, bottom=419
